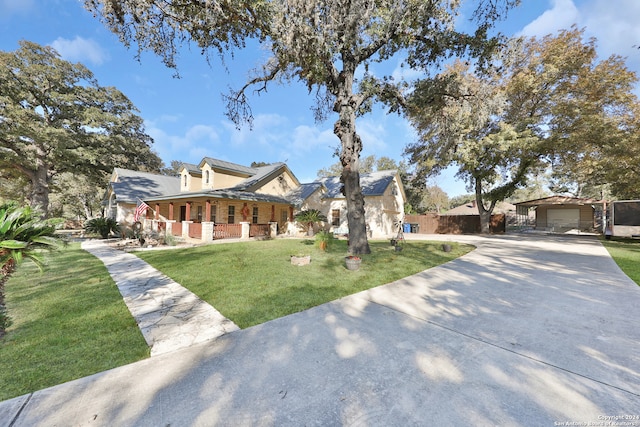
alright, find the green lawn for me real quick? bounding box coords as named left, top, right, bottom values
left=601, top=237, right=640, bottom=285
left=1, top=237, right=470, bottom=402
left=135, top=238, right=472, bottom=328
left=0, top=243, right=149, bottom=402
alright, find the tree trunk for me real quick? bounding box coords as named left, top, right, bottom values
left=30, top=155, right=50, bottom=217
left=0, top=258, right=16, bottom=337
left=334, top=68, right=370, bottom=255
left=475, top=178, right=495, bottom=234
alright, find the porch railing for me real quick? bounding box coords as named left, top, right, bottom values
left=214, top=223, right=242, bottom=239
left=250, top=224, right=270, bottom=237
left=189, top=222, right=202, bottom=239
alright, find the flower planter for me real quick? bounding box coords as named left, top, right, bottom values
left=291, top=255, right=311, bottom=266
left=345, top=256, right=361, bottom=271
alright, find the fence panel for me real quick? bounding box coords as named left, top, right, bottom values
left=250, top=224, right=270, bottom=237
left=188, top=222, right=202, bottom=239
left=404, top=214, right=506, bottom=234
left=214, top=223, right=242, bottom=239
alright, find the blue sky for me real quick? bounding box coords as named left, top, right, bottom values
left=1, top=0, right=639, bottom=196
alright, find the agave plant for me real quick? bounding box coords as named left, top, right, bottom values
left=0, top=204, right=60, bottom=336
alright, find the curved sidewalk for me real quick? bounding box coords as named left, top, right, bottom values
left=80, top=240, right=239, bottom=356
left=2, top=234, right=639, bottom=426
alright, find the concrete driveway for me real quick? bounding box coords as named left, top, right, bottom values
left=2, top=234, right=639, bottom=426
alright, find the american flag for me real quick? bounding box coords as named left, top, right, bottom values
left=134, top=201, right=150, bottom=222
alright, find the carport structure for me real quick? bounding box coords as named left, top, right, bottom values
left=515, top=195, right=606, bottom=233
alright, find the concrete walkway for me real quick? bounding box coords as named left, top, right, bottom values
left=80, top=240, right=239, bottom=356
left=2, top=234, right=640, bottom=426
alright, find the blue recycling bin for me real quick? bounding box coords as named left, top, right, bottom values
left=403, top=223, right=411, bottom=233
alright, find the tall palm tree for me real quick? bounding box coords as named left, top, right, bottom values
left=0, top=204, right=60, bottom=336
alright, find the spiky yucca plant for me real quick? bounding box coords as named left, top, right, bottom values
left=0, top=204, right=60, bottom=336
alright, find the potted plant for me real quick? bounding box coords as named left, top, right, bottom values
left=345, top=255, right=361, bottom=270
left=294, top=209, right=327, bottom=236
left=315, top=230, right=333, bottom=251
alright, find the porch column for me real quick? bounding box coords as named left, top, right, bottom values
left=155, top=204, right=160, bottom=220
left=289, top=206, right=294, bottom=221
left=201, top=222, right=214, bottom=242
left=240, top=222, right=250, bottom=240
left=185, top=202, right=191, bottom=221
left=271, top=205, right=275, bottom=222
left=205, top=200, right=211, bottom=222
left=269, top=221, right=278, bottom=238
left=169, top=203, right=174, bottom=221
left=241, top=202, right=249, bottom=221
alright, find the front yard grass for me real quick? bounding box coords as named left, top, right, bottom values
left=601, top=237, right=640, bottom=285
left=136, top=238, right=473, bottom=328
left=0, top=243, right=150, bottom=402
left=1, top=238, right=470, bottom=402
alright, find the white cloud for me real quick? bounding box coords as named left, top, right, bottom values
left=519, top=0, right=581, bottom=38
left=50, top=36, right=108, bottom=66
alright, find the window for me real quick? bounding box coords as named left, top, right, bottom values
left=331, top=209, right=340, bottom=226
left=252, top=207, right=259, bottom=224
left=228, top=206, right=235, bottom=224
left=205, top=170, right=210, bottom=184
left=280, top=209, right=288, bottom=224
left=197, top=206, right=203, bottom=222
left=210, top=205, right=217, bottom=223
left=183, top=174, right=188, bottom=188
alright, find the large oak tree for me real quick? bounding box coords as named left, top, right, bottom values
left=0, top=41, right=162, bottom=217
left=85, top=0, right=516, bottom=253
left=406, top=27, right=639, bottom=232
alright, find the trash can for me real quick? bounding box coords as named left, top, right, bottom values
left=403, top=223, right=411, bottom=233
left=410, top=223, right=419, bottom=233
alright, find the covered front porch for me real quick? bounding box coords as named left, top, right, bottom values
left=141, top=193, right=296, bottom=242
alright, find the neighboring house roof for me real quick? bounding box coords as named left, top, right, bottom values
left=318, top=170, right=400, bottom=199
left=514, top=195, right=604, bottom=208
left=286, top=182, right=325, bottom=207
left=109, top=168, right=180, bottom=204
left=444, top=201, right=515, bottom=216
left=199, top=157, right=256, bottom=176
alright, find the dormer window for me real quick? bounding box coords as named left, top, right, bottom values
left=205, top=170, right=210, bottom=184
left=183, top=174, right=188, bottom=188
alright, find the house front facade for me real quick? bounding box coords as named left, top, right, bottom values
left=104, top=158, right=406, bottom=241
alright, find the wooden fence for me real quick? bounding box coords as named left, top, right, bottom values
left=404, top=213, right=506, bottom=234
left=214, top=223, right=242, bottom=239
left=249, top=224, right=270, bottom=237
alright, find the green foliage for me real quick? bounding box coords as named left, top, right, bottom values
left=0, top=41, right=163, bottom=216
left=314, top=230, right=334, bottom=250
left=137, top=239, right=473, bottom=329
left=0, top=203, right=60, bottom=333
left=295, top=209, right=328, bottom=234
left=1, top=243, right=148, bottom=400
left=84, top=217, right=120, bottom=239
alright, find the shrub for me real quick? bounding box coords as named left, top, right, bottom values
left=84, top=217, right=119, bottom=239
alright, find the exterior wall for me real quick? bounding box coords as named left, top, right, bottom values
left=212, top=171, right=245, bottom=189
left=201, top=164, right=214, bottom=190
left=256, top=171, right=298, bottom=196
left=180, top=170, right=202, bottom=192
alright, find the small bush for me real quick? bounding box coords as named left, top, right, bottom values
left=84, top=217, right=120, bottom=239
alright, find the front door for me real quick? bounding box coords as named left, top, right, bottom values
left=180, top=206, right=186, bottom=222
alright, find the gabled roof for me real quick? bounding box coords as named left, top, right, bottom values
left=318, top=170, right=400, bottom=199
left=286, top=182, right=325, bottom=207
left=110, top=168, right=180, bottom=204
left=180, top=163, right=201, bottom=176
left=199, top=157, right=255, bottom=176
left=514, top=195, right=604, bottom=208
left=230, top=163, right=299, bottom=192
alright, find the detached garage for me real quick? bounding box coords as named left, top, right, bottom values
left=515, top=196, right=604, bottom=233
